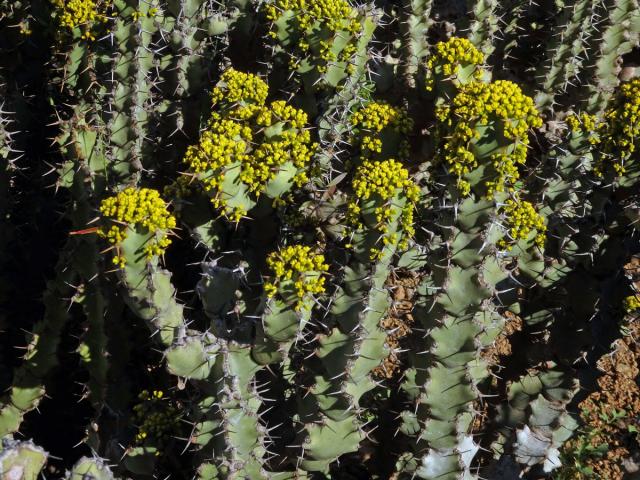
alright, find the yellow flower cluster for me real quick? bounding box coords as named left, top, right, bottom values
left=497, top=198, right=546, bottom=250
left=244, top=130, right=314, bottom=188
left=265, top=0, right=362, bottom=79
left=51, top=0, right=111, bottom=40
left=183, top=70, right=316, bottom=222
left=597, top=78, right=640, bottom=177
left=211, top=68, right=269, bottom=116
left=567, top=112, right=598, bottom=133
left=20, top=22, right=33, bottom=36
left=623, top=295, right=640, bottom=313
left=566, top=112, right=603, bottom=146
left=255, top=100, right=309, bottom=129
left=264, top=245, right=329, bottom=311
left=348, top=159, right=419, bottom=258
left=439, top=80, right=542, bottom=197
left=131, top=8, right=158, bottom=21
left=98, top=188, right=176, bottom=268
left=350, top=102, right=413, bottom=158
left=425, top=37, right=485, bottom=92
left=183, top=118, right=250, bottom=190
left=133, top=390, right=178, bottom=448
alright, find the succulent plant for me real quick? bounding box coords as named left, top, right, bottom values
left=1, top=1, right=640, bottom=478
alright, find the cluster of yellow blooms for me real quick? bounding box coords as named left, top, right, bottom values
left=425, top=37, right=485, bottom=92
left=20, top=22, right=33, bottom=36
left=183, top=69, right=316, bottom=222
left=99, top=188, right=176, bottom=268
left=133, top=390, right=178, bottom=449
left=497, top=198, right=546, bottom=250
left=563, top=80, right=640, bottom=178
left=264, top=0, right=362, bottom=78
left=131, top=8, right=158, bottom=21
left=348, top=159, right=419, bottom=258
left=255, top=100, right=309, bottom=129
left=182, top=118, right=251, bottom=206
left=565, top=112, right=607, bottom=158
left=211, top=69, right=269, bottom=116
left=567, top=112, right=600, bottom=135
left=264, top=245, right=329, bottom=311
left=350, top=102, right=413, bottom=158
left=438, top=80, right=542, bottom=197
left=597, top=78, right=640, bottom=177
left=51, top=0, right=111, bottom=40
left=623, top=294, right=640, bottom=313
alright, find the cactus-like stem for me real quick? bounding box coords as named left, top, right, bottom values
left=107, top=1, right=159, bottom=178
left=534, top=0, right=603, bottom=111
left=154, top=0, right=232, bottom=164
left=470, top=82, right=637, bottom=474
left=52, top=0, right=244, bottom=192
left=399, top=194, right=552, bottom=476
left=63, top=136, right=110, bottom=418
left=55, top=0, right=229, bottom=186
left=529, top=115, right=603, bottom=293
left=191, top=265, right=268, bottom=479
left=251, top=300, right=313, bottom=366
left=193, top=341, right=266, bottom=480
left=538, top=81, right=640, bottom=286
left=54, top=3, right=148, bottom=184
left=586, top=0, right=640, bottom=113
left=397, top=199, right=512, bottom=479
left=0, top=437, right=48, bottom=480
left=66, top=457, right=114, bottom=480
left=467, top=0, right=499, bottom=59
left=294, top=243, right=393, bottom=471
left=311, top=6, right=377, bottom=171
left=494, top=80, right=640, bottom=473
left=96, top=185, right=182, bottom=348
left=118, top=253, right=185, bottom=349
left=490, top=367, right=579, bottom=473
left=0, top=122, right=111, bottom=440
left=0, top=241, right=77, bottom=436
left=0, top=124, right=108, bottom=438
left=398, top=0, right=433, bottom=88
left=85, top=289, right=131, bottom=455
left=294, top=159, right=418, bottom=472
left=488, top=0, right=530, bottom=71
left=1, top=3, right=59, bottom=402
left=313, top=73, right=374, bottom=171
left=158, top=0, right=211, bottom=109
left=95, top=188, right=211, bottom=472
left=263, top=0, right=377, bottom=186
left=396, top=69, right=547, bottom=478
left=76, top=278, right=108, bottom=414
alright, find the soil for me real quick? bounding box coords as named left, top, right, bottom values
left=564, top=258, right=640, bottom=479
left=572, top=317, right=640, bottom=479
left=373, top=270, right=420, bottom=379
left=482, top=311, right=524, bottom=367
